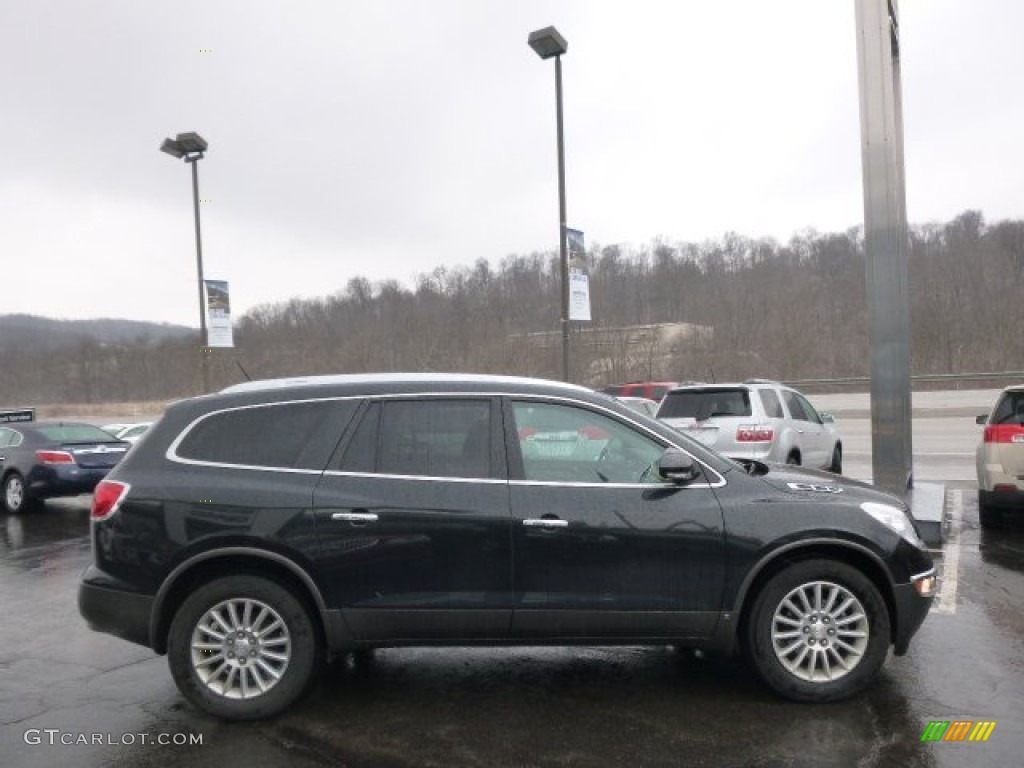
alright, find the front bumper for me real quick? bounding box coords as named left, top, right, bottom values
left=892, top=577, right=935, bottom=655
left=78, top=566, right=154, bottom=650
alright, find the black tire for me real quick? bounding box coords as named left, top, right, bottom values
left=979, top=500, right=1003, bottom=529
left=786, top=452, right=801, bottom=466
left=828, top=444, right=843, bottom=474
left=2, top=472, right=37, bottom=514
left=746, top=559, right=890, bottom=702
left=168, top=575, right=320, bottom=720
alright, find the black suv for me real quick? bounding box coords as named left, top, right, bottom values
left=79, top=374, right=936, bottom=720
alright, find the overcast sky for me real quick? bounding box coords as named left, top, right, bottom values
left=2, top=0, right=1022, bottom=327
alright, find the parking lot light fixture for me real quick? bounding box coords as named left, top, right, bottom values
left=160, top=131, right=210, bottom=393
left=528, top=25, right=571, bottom=382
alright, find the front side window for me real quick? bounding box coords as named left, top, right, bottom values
left=511, top=400, right=666, bottom=484
left=782, top=391, right=808, bottom=422
left=794, top=393, right=822, bottom=424
left=991, top=392, right=1024, bottom=425
left=340, top=399, right=493, bottom=479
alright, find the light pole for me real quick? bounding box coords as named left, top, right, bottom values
left=160, top=131, right=210, bottom=394
left=528, top=26, right=570, bottom=383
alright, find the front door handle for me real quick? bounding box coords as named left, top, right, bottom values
left=523, top=518, right=569, bottom=529
left=331, top=511, right=379, bottom=523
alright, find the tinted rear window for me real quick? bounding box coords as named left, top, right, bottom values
left=658, top=389, right=752, bottom=419
left=34, top=424, right=120, bottom=442
left=992, top=391, right=1024, bottom=425
left=177, top=400, right=348, bottom=469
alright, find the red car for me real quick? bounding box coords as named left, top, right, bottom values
left=601, top=381, right=679, bottom=402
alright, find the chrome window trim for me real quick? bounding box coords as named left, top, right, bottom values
left=322, top=470, right=506, bottom=485
left=510, top=478, right=725, bottom=489
left=165, top=390, right=727, bottom=488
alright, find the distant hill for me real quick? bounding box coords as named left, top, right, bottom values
left=0, top=314, right=193, bottom=353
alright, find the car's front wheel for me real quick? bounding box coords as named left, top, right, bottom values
left=828, top=445, right=842, bottom=474
left=746, top=559, right=890, bottom=702
left=167, top=575, right=320, bottom=720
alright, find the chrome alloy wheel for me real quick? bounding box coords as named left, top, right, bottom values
left=190, top=598, right=291, bottom=700
left=770, top=580, right=869, bottom=683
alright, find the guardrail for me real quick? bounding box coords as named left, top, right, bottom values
left=784, top=371, right=1024, bottom=390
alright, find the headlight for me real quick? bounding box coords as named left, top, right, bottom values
left=861, top=502, right=925, bottom=547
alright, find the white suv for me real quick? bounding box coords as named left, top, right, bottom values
left=975, top=385, right=1024, bottom=528
left=656, top=380, right=842, bottom=472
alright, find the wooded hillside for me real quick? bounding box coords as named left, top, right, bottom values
left=2, top=210, right=1021, bottom=404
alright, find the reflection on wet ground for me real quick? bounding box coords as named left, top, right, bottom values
left=0, top=487, right=1022, bottom=768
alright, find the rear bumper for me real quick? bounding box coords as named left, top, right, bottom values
left=27, top=465, right=109, bottom=498
left=78, top=566, right=154, bottom=650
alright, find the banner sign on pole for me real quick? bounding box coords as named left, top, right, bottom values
left=204, top=280, right=235, bottom=348
left=567, top=227, right=591, bottom=322
left=0, top=408, right=34, bottom=424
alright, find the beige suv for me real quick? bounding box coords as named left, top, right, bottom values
left=976, top=385, right=1024, bottom=527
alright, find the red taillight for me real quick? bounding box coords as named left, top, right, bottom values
left=92, top=480, right=130, bottom=521
left=737, top=425, right=775, bottom=443
left=983, top=424, right=1024, bottom=443
left=36, top=450, right=76, bottom=464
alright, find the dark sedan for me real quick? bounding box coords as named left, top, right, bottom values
left=0, top=421, right=130, bottom=513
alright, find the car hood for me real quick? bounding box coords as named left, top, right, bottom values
left=751, top=463, right=906, bottom=508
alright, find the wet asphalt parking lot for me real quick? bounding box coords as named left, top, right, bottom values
left=1, top=485, right=1021, bottom=768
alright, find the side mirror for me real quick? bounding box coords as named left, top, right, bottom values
left=975, top=413, right=989, bottom=425
left=658, top=448, right=701, bottom=484
left=820, top=412, right=835, bottom=424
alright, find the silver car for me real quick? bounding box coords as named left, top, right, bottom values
left=656, top=380, right=842, bottom=472
left=975, top=385, right=1024, bottom=528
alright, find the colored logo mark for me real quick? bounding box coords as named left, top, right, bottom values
left=921, top=720, right=997, bottom=742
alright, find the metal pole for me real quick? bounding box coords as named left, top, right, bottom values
left=189, top=156, right=210, bottom=394
left=555, top=54, right=570, bottom=383
left=855, top=0, right=913, bottom=492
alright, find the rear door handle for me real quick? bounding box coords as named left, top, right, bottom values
left=523, top=518, right=569, bottom=529
left=331, top=512, right=379, bottom=523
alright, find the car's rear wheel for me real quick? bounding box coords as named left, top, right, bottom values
left=828, top=445, right=842, bottom=474
left=168, top=575, right=320, bottom=720
left=786, top=452, right=801, bottom=466
left=746, top=559, right=890, bottom=702
left=2, top=473, right=36, bottom=514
